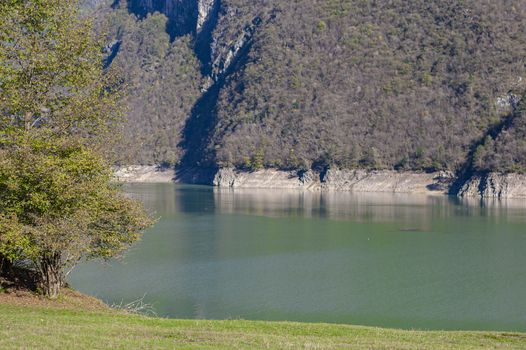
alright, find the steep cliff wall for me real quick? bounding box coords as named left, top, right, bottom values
left=458, top=173, right=526, bottom=199
left=197, top=0, right=216, bottom=34
left=126, top=0, right=218, bottom=40
left=127, top=0, right=196, bottom=37
left=125, top=0, right=264, bottom=82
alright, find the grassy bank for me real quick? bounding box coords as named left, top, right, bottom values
left=1, top=293, right=526, bottom=349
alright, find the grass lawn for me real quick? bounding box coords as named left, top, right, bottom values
left=0, top=291, right=525, bottom=349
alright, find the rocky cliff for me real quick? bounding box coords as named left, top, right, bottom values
left=114, top=166, right=176, bottom=183
left=90, top=0, right=526, bottom=201
left=126, top=0, right=221, bottom=67
left=321, top=170, right=453, bottom=194
left=212, top=168, right=526, bottom=199
left=213, top=168, right=315, bottom=190
left=127, top=0, right=217, bottom=38
left=212, top=168, right=454, bottom=195
left=197, top=0, right=216, bottom=34
left=113, top=166, right=526, bottom=199
left=458, top=173, right=526, bottom=199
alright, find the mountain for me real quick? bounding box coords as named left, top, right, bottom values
left=86, top=0, right=526, bottom=175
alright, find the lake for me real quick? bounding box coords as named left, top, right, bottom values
left=69, top=184, right=526, bottom=331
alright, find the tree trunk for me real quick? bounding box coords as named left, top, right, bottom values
left=39, top=253, right=64, bottom=299
left=0, top=253, right=11, bottom=277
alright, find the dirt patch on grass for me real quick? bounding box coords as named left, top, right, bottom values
left=0, top=288, right=110, bottom=312
left=483, top=333, right=526, bottom=342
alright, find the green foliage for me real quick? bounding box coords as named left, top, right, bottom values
left=87, top=0, right=526, bottom=174
left=0, top=0, right=121, bottom=145
left=209, top=0, right=526, bottom=172
left=96, top=7, right=203, bottom=165
left=251, top=149, right=265, bottom=171
left=0, top=136, right=151, bottom=263
left=0, top=0, right=153, bottom=298
left=472, top=95, right=526, bottom=173
left=360, top=147, right=382, bottom=170
left=239, top=149, right=265, bottom=171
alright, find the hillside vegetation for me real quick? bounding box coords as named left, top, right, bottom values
left=96, top=5, right=203, bottom=165
left=87, top=0, right=526, bottom=174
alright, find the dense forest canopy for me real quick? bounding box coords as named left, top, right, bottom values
left=86, top=0, right=526, bottom=173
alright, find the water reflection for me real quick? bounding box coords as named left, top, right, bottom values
left=127, top=184, right=526, bottom=224
left=69, top=184, right=526, bottom=331
left=211, top=189, right=526, bottom=232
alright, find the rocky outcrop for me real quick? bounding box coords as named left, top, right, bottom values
left=213, top=168, right=453, bottom=194
left=321, top=169, right=453, bottom=194
left=210, top=14, right=262, bottom=82
left=114, top=166, right=175, bottom=183
left=114, top=166, right=526, bottom=199
left=127, top=0, right=198, bottom=37
left=197, top=0, right=217, bottom=34
left=126, top=0, right=218, bottom=39
left=458, top=173, right=526, bottom=199
left=495, top=93, right=520, bottom=115
left=213, top=168, right=317, bottom=189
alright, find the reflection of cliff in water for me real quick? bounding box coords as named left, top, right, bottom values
left=126, top=183, right=526, bottom=225
left=212, top=188, right=526, bottom=225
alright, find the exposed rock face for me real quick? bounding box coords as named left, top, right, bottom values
left=113, top=166, right=526, bottom=199
left=321, top=170, right=452, bottom=194
left=210, top=14, right=262, bottom=81
left=127, top=0, right=218, bottom=39
left=495, top=93, right=520, bottom=115
left=212, top=167, right=236, bottom=187
left=127, top=0, right=198, bottom=37
left=213, top=168, right=453, bottom=194
left=197, top=0, right=216, bottom=34
left=213, top=168, right=316, bottom=189
left=458, top=173, right=526, bottom=199
left=114, top=166, right=175, bottom=183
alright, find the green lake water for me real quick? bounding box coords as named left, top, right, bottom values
left=69, top=184, right=526, bottom=331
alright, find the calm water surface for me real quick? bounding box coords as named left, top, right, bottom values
left=70, top=184, right=526, bottom=331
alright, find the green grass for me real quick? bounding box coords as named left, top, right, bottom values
left=1, top=303, right=526, bottom=349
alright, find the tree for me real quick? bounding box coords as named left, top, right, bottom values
left=0, top=0, right=121, bottom=145
left=0, top=0, right=153, bottom=298
left=0, top=136, right=152, bottom=298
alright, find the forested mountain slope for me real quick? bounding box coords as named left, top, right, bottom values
left=86, top=0, right=526, bottom=174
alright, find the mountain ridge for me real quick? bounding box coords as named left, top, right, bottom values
left=85, top=0, right=526, bottom=183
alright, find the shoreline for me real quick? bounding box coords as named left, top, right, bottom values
left=1, top=292, right=526, bottom=349
left=114, top=166, right=526, bottom=199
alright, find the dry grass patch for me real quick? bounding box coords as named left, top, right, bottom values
left=0, top=288, right=109, bottom=311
